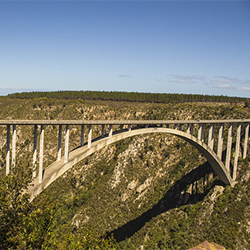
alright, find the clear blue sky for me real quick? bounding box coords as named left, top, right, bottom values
left=0, top=1, right=250, bottom=97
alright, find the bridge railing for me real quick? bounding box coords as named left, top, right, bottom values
left=0, top=119, right=249, bottom=184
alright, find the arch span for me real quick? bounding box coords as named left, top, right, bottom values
left=29, top=127, right=233, bottom=200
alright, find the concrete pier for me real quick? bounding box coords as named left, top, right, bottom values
left=208, top=124, right=214, bottom=150
left=225, top=124, right=233, bottom=172
left=39, top=125, right=44, bottom=183
left=217, top=124, right=224, bottom=160
left=33, top=125, right=38, bottom=178
left=109, top=125, right=113, bottom=137
left=12, top=125, right=16, bottom=168
left=64, top=125, right=69, bottom=163
left=102, top=125, right=105, bottom=137
left=57, top=125, right=62, bottom=161
left=198, top=124, right=204, bottom=142
left=81, top=125, right=84, bottom=146
left=233, top=124, right=241, bottom=180
left=243, top=123, right=249, bottom=159
left=88, top=125, right=92, bottom=148
left=6, top=125, right=10, bottom=175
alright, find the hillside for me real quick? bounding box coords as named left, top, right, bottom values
left=1, top=95, right=250, bottom=249
left=7, top=90, right=246, bottom=104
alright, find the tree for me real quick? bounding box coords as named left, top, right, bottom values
left=0, top=165, right=57, bottom=249
left=0, top=165, right=117, bottom=249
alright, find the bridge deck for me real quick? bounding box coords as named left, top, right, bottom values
left=0, top=119, right=249, bottom=125
left=1, top=119, right=248, bottom=199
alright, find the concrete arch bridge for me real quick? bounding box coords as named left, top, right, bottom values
left=0, top=119, right=249, bottom=201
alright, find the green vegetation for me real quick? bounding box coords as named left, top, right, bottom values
left=0, top=164, right=56, bottom=249
left=6, top=90, right=247, bottom=104
left=0, top=92, right=250, bottom=249
left=0, top=165, right=117, bottom=249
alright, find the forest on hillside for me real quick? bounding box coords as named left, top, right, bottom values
left=0, top=95, right=250, bottom=249
left=6, top=90, right=247, bottom=104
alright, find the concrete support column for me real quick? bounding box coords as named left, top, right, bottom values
left=243, top=123, right=249, bottom=159
left=101, top=125, right=105, bottom=137
left=233, top=123, right=241, bottom=180
left=128, top=125, right=132, bottom=131
left=11, top=125, right=16, bottom=168
left=109, top=125, right=113, bottom=137
left=208, top=124, right=214, bottom=150
left=81, top=125, right=84, bottom=146
left=88, top=125, right=92, bottom=149
left=198, top=124, right=204, bottom=142
left=174, top=124, right=178, bottom=130
left=33, top=125, right=37, bottom=178
left=39, top=125, right=44, bottom=184
left=64, top=125, right=69, bottom=163
left=186, top=124, right=191, bottom=134
left=217, top=124, right=224, bottom=160
left=225, top=123, right=233, bottom=172
left=6, top=125, right=10, bottom=175
left=57, top=125, right=62, bottom=161
left=190, top=124, right=194, bottom=135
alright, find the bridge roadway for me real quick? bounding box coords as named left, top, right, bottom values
left=0, top=119, right=250, bottom=125
left=0, top=119, right=249, bottom=200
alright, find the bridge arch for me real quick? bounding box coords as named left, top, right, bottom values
left=29, top=127, right=233, bottom=201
